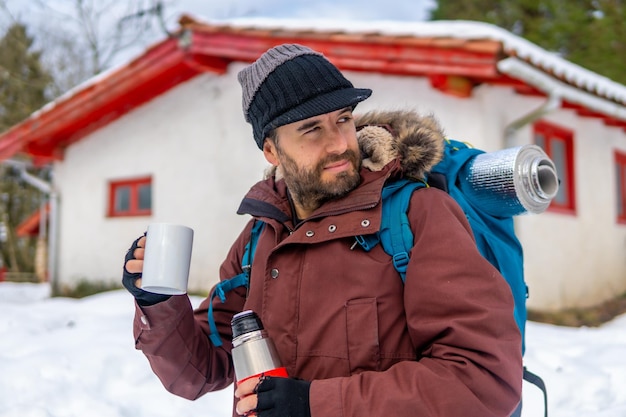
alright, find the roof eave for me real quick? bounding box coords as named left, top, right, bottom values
left=0, top=34, right=230, bottom=164
left=2, top=18, right=625, bottom=164
left=498, top=57, right=626, bottom=128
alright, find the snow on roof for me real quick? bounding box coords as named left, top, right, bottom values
left=31, top=64, right=121, bottom=120
left=206, top=17, right=626, bottom=107
left=2, top=15, right=625, bottom=164
left=26, top=16, right=626, bottom=120
left=30, top=34, right=171, bottom=120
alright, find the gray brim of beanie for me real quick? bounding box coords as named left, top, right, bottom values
left=263, top=87, right=372, bottom=139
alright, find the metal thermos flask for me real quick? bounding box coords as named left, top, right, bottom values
left=231, top=310, right=288, bottom=385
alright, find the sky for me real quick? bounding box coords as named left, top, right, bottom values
left=167, top=0, right=437, bottom=21
left=1, top=281, right=626, bottom=417
left=0, top=0, right=437, bottom=46
left=1, top=0, right=438, bottom=41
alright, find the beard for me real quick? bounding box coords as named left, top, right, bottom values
left=277, top=148, right=362, bottom=215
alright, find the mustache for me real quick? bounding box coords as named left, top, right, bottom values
left=318, top=149, right=360, bottom=168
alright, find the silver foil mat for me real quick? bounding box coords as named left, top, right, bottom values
left=460, top=145, right=559, bottom=216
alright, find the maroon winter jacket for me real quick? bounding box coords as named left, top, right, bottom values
left=132, top=110, right=523, bottom=417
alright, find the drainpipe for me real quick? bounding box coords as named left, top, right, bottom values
left=19, top=170, right=58, bottom=295
left=498, top=57, right=626, bottom=122
left=504, top=92, right=561, bottom=148
left=497, top=56, right=626, bottom=145
left=2, top=160, right=59, bottom=294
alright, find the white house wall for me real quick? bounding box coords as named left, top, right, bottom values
left=53, top=68, right=269, bottom=293
left=346, top=71, right=626, bottom=310
left=53, top=61, right=626, bottom=310
left=516, top=113, right=626, bottom=310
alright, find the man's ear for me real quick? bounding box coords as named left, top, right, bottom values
left=263, top=139, right=279, bottom=166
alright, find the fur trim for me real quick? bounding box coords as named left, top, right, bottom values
left=262, top=109, right=445, bottom=181
left=356, top=110, right=445, bottom=180
left=264, top=165, right=282, bottom=181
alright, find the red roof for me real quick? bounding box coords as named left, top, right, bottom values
left=1, top=14, right=624, bottom=165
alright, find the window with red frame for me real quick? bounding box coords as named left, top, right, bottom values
left=533, top=121, right=576, bottom=213
left=616, top=151, right=626, bottom=224
left=108, top=177, right=152, bottom=217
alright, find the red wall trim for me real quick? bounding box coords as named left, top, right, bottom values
left=534, top=121, right=576, bottom=215
left=616, top=151, right=626, bottom=224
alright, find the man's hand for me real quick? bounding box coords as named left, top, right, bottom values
left=122, top=234, right=170, bottom=306
left=124, top=235, right=146, bottom=285
left=235, top=376, right=311, bottom=417
left=235, top=376, right=260, bottom=415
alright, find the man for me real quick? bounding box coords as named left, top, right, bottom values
left=123, top=44, right=522, bottom=417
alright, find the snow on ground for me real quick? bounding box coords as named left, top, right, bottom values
left=1, top=282, right=625, bottom=417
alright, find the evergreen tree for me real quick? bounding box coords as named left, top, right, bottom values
left=0, top=23, right=52, bottom=131
left=0, top=23, right=52, bottom=277
left=431, top=0, right=626, bottom=85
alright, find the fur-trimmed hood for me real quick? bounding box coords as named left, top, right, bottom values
left=264, top=109, right=446, bottom=181
left=356, top=109, right=445, bottom=180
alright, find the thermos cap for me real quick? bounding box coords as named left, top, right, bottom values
left=231, top=310, right=264, bottom=338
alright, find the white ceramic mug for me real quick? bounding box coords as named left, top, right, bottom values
left=141, top=223, right=194, bottom=295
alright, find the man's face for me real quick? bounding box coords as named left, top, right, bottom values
left=263, top=107, right=361, bottom=216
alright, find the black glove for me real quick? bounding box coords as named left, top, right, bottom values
left=122, top=234, right=171, bottom=307
left=255, top=376, right=312, bottom=417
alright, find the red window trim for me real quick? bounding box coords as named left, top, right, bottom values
left=533, top=121, right=576, bottom=215
left=108, top=176, right=152, bottom=217
left=616, top=151, right=626, bottom=225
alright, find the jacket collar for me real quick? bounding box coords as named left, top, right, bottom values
left=237, top=161, right=396, bottom=224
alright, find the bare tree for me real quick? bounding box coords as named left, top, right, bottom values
left=2, top=0, right=173, bottom=95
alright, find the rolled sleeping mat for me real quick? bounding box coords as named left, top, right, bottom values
left=459, top=145, right=560, bottom=217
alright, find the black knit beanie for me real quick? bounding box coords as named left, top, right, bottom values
left=237, top=44, right=372, bottom=149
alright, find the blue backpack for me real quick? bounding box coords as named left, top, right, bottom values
left=207, top=139, right=547, bottom=416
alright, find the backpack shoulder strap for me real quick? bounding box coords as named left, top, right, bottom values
left=356, top=179, right=427, bottom=282
left=379, top=179, right=427, bottom=282
left=207, top=220, right=266, bottom=346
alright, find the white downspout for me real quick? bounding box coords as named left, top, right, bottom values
left=504, top=93, right=561, bottom=148
left=498, top=56, right=626, bottom=145
left=497, top=58, right=562, bottom=146
left=48, top=190, right=59, bottom=294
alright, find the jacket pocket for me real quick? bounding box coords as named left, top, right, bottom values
left=345, top=297, right=380, bottom=373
